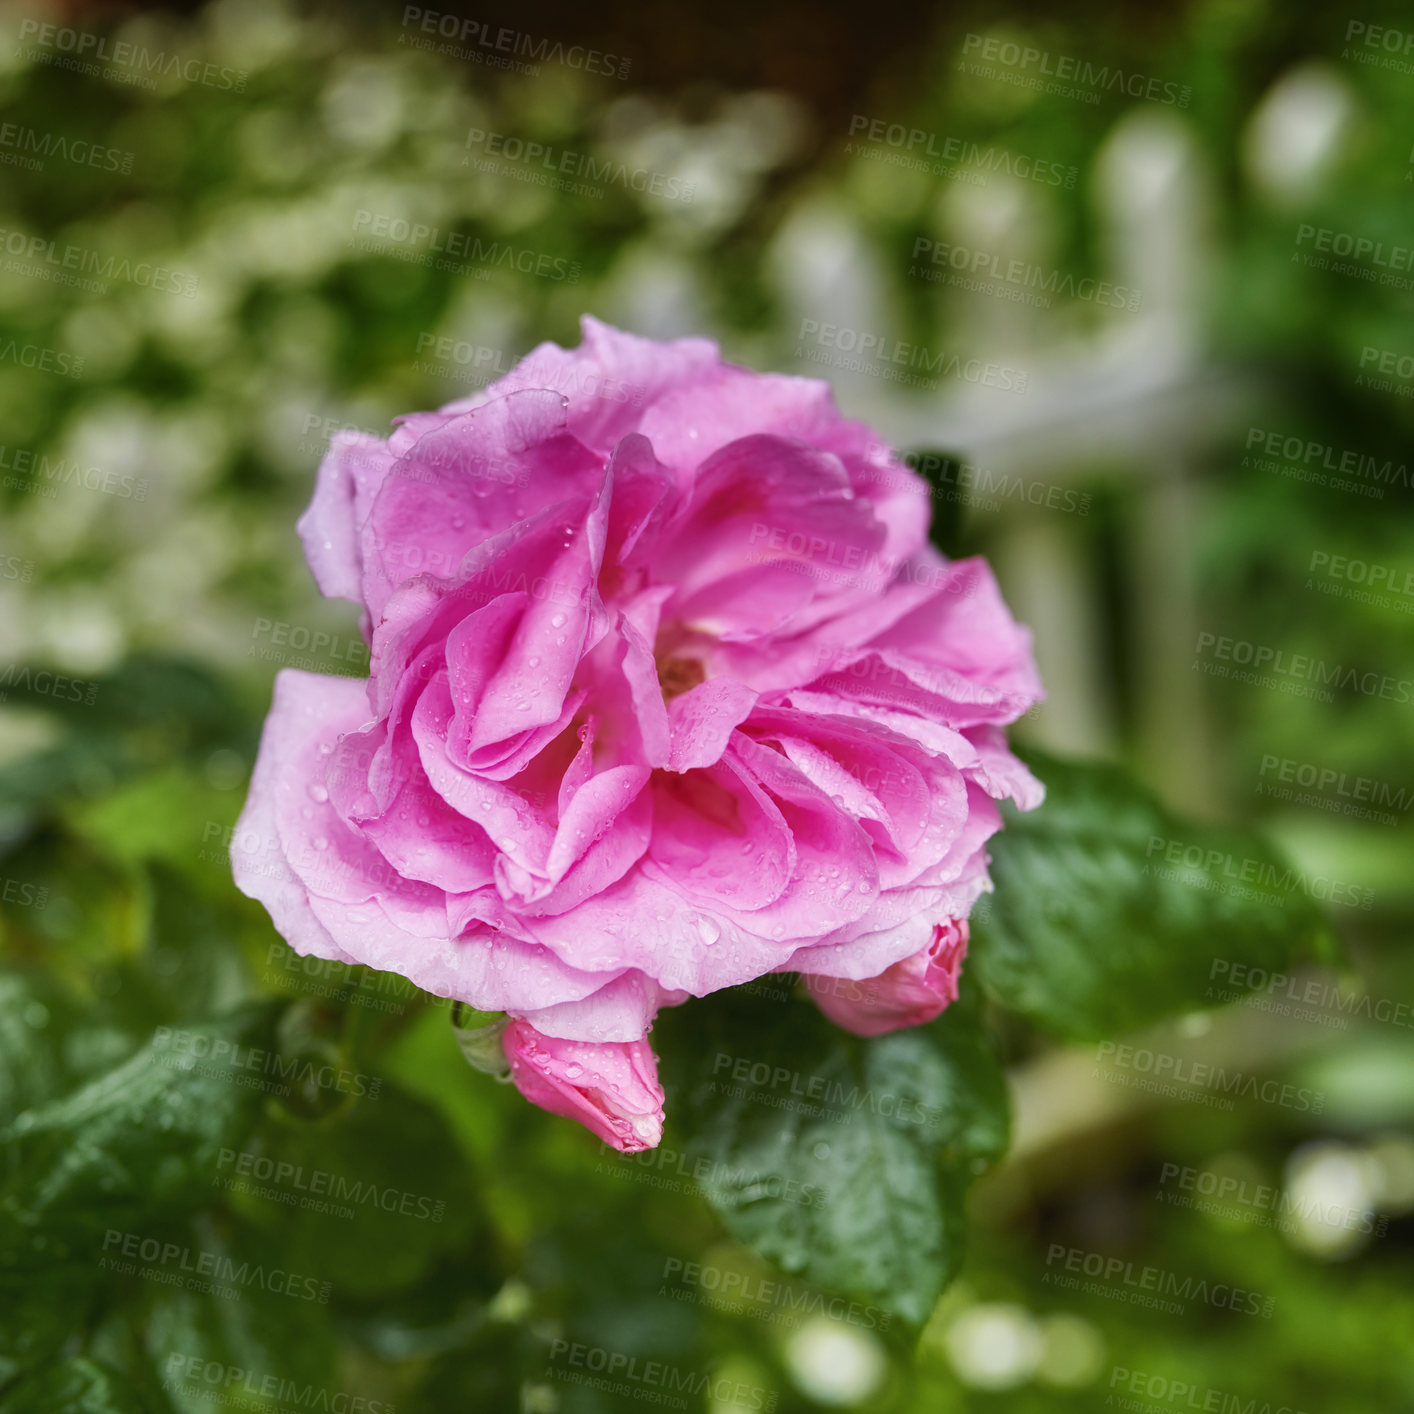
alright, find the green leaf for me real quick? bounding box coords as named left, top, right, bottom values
left=655, top=982, right=1008, bottom=1325
left=223, top=1083, right=480, bottom=1298
left=0, top=1357, right=150, bottom=1414
left=0, top=656, right=257, bottom=844
left=0, top=972, right=84, bottom=1126
left=401, top=1324, right=535, bottom=1414
left=0, top=973, right=119, bottom=1383
left=0, top=1267, right=101, bottom=1388
left=63, top=767, right=237, bottom=893
left=0, top=1001, right=283, bottom=1270
left=969, top=749, right=1336, bottom=1041
left=138, top=1277, right=339, bottom=1414
left=0, top=828, right=148, bottom=982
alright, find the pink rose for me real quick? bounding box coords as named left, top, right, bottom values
left=803, top=919, right=969, bottom=1037
left=233, top=316, right=1041, bottom=1148
left=502, top=1021, right=664, bottom=1152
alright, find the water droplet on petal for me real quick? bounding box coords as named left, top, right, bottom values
left=308, top=784, right=329, bottom=804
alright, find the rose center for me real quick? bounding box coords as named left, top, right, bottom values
left=656, top=653, right=705, bottom=701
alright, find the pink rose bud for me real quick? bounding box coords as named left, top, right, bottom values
left=501, top=1019, right=666, bottom=1152
left=805, top=920, right=969, bottom=1038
